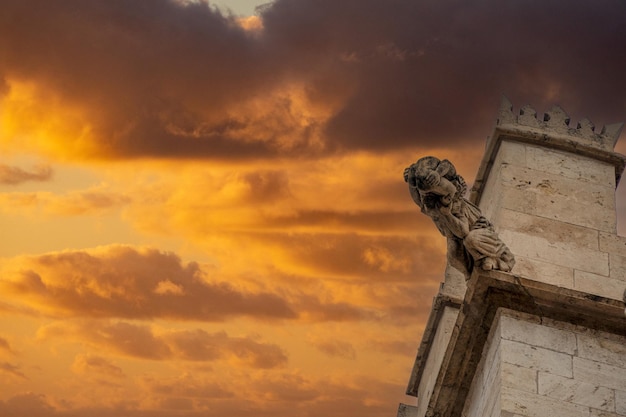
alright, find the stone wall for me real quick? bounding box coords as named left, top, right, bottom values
left=477, top=139, right=625, bottom=302
left=464, top=309, right=626, bottom=417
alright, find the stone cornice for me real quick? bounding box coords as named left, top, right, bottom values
left=424, top=269, right=626, bottom=417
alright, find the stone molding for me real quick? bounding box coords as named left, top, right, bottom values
left=406, top=292, right=462, bottom=397
left=423, top=269, right=626, bottom=417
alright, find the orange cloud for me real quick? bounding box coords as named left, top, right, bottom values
left=0, top=245, right=296, bottom=321
left=38, top=320, right=288, bottom=369
left=71, top=354, right=125, bottom=379
left=0, top=164, right=52, bottom=185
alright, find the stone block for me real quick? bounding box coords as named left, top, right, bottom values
left=574, top=357, right=626, bottom=392
left=463, top=319, right=502, bottom=417
left=499, top=185, right=616, bottom=233
left=397, top=403, right=418, bottom=417
left=498, top=140, right=528, bottom=167
left=609, top=253, right=626, bottom=281
left=512, top=256, right=573, bottom=287
left=574, top=270, right=626, bottom=301
left=416, top=306, right=458, bottom=417
left=590, top=409, right=625, bottom=417
left=599, top=232, right=626, bottom=255
left=502, top=363, right=537, bottom=393
left=616, top=390, right=626, bottom=415
left=498, top=164, right=616, bottom=232
left=525, top=145, right=616, bottom=188
left=501, top=229, right=609, bottom=276
left=501, top=339, right=573, bottom=378
left=577, top=332, right=626, bottom=368
left=502, top=386, right=590, bottom=417
left=538, top=372, right=615, bottom=411
left=500, top=314, right=577, bottom=355
left=498, top=208, right=600, bottom=250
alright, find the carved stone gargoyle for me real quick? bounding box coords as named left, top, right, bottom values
left=404, top=156, right=515, bottom=279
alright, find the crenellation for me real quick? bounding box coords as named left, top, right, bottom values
left=543, top=105, right=571, bottom=130
left=518, top=104, right=542, bottom=127
left=601, top=123, right=625, bottom=149
left=494, top=96, right=625, bottom=154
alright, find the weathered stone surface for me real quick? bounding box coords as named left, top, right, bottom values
left=397, top=403, right=418, bottom=417
left=512, top=256, right=573, bottom=287
left=599, top=232, right=626, bottom=254
left=416, top=306, right=458, bottom=417
left=616, top=390, right=626, bottom=415
left=502, top=363, right=537, bottom=394
left=501, top=339, right=573, bottom=377
left=577, top=332, right=626, bottom=368
left=498, top=208, right=600, bottom=251
left=502, top=229, right=609, bottom=276
left=573, top=357, right=626, bottom=392
left=502, top=387, right=590, bottom=417
left=497, top=163, right=617, bottom=232
left=609, top=253, right=626, bottom=281
left=500, top=314, right=577, bottom=355
left=538, top=372, right=615, bottom=411
left=590, top=409, right=626, bottom=417
left=463, top=316, right=502, bottom=417
left=526, top=145, right=616, bottom=187
left=574, top=270, right=626, bottom=301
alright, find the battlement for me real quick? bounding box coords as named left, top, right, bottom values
left=471, top=97, right=626, bottom=205
left=497, top=96, right=623, bottom=152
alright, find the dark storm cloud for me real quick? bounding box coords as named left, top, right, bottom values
left=262, top=0, right=626, bottom=148
left=1, top=0, right=625, bottom=160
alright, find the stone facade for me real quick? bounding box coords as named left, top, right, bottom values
left=399, top=98, right=626, bottom=417
left=464, top=309, right=626, bottom=417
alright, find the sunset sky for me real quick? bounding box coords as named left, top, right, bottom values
left=1, top=1, right=626, bottom=416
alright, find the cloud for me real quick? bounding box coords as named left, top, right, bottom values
left=1, top=0, right=624, bottom=161
left=0, top=361, right=27, bottom=379
left=38, top=320, right=288, bottom=368
left=141, top=373, right=233, bottom=400
left=71, top=354, right=125, bottom=379
left=0, top=243, right=422, bottom=324
left=0, top=187, right=131, bottom=216
left=0, top=164, right=52, bottom=185
left=0, top=393, right=55, bottom=416
left=0, top=245, right=296, bottom=321
left=0, top=336, right=12, bottom=353
left=308, top=337, right=356, bottom=359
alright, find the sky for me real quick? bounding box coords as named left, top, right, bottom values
left=1, top=1, right=626, bottom=416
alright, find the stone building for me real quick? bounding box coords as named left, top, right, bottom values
left=399, top=97, right=626, bottom=417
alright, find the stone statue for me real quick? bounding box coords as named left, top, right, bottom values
left=404, top=156, right=515, bottom=279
